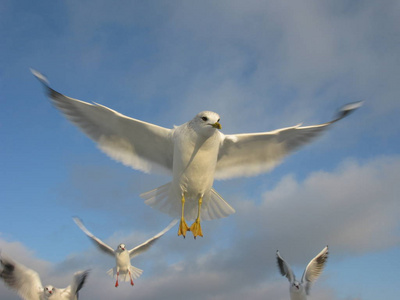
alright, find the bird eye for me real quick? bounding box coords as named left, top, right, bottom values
left=201, top=116, right=208, bottom=121
left=217, top=118, right=220, bottom=122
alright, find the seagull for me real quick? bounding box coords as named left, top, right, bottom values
left=73, top=217, right=177, bottom=287
left=276, top=246, right=329, bottom=300
left=0, top=253, right=89, bottom=300
left=32, top=69, right=362, bottom=238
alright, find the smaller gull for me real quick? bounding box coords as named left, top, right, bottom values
left=0, top=253, right=89, bottom=300
left=276, top=246, right=329, bottom=300
left=73, top=217, right=177, bottom=287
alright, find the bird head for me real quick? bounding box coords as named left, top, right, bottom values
left=190, top=111, right=222, bottom=137
left=44, top=285, right=55, bottom=297
left=290, top=281, right=302, bottom=293
left=117, top=243, right=126, bottom=252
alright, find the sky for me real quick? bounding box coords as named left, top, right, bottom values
left=1, top=0, right=400, bottom=299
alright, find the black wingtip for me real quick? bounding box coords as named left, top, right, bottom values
left=30, top=68, right=50, bottom=86
left=333, top=100, right=363, bottom=122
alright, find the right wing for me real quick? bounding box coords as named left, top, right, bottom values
left=73, top=217, right=115, bottom=256
left=0, top=254, right=43, bottom=300
left=276, top=250, right=295, bottom=283
left=60, top=269, right=90, bottom=299
left=129, top=219, right=178, bottom=259
left=215, top=101, right=363, bottom=180
left=32, top=69, right=174, bottom=175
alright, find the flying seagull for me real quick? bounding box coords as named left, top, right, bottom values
left=276, top=246, right=329, bottom=300
left=0, top=253, right=89, bottom=300
left=73, top=217, right=177, bottom=287
left=32, top=69, right=362, bottom=238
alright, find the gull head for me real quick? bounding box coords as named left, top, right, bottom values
left=117, top=243, right=126, bottom=252
left=190, top=111, right=221, bottom=137
left=290, top=281, right=302, bottom=293
left=44, top=285, right=55, bottom=297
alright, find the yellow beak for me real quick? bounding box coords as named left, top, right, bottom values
left=211, top=122, right=222, bottom=129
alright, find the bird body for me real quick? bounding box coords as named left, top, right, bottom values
left=32, top=69, right=362, bottom=238
left=276, top=246, right=329, bottom=300
left=0, top=254, right=89, bottom=300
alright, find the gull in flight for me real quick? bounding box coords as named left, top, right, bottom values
left=73, top=217, right=177, bottom=287
left=0, top=253, right=89, bottom=300
left=276, top=246, right=329, bottom=300
left=32, top=69, right=362, bottom=238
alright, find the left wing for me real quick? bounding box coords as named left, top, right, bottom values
left=129, top=219, right=178, bottom=259
left=215, top=102, right=362, bottom=180
left=301, top=246, right=329, bottom=295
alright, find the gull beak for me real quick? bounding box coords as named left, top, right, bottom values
left=211, top=122, right=222, bottom=129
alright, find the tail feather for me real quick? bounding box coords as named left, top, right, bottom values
left=141, top=183, right=235, bottom=221
left=106, top=266, right=143, bottom=281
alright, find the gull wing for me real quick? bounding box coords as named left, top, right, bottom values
left=276, top=250, right=295, bottom=283
left=129, top=219, right=178, bottom=259
left=301, top=246, right=329, bottom=295
left=60, top=269, right=90, bottom=300
left=215, top=102, right=363, bottom=180
left=0, top=254, right=43, bottom=300
left=73, top=217, right=115, bottom=256
left=31, top=69, right=174, bottom=175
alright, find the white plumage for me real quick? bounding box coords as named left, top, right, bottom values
left=32, top=69, right=362, bottom=238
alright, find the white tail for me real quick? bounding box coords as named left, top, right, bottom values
left=140, top=183, right=235, bottom=221
left=107, top=265, right=143, bottom=281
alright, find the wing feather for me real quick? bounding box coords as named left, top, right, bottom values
left=129, top=219, right=178, bottom=259
left=32, top=69, right=174, bottom=175
left=73, top=217, right=115, bottom=256
left=215, top=102, right=362, bottom=180
left=0, top=254, right=43, bottom=300
left=276, top=250, right=295, bottom=283
left=301, top=246, right=329, bottom=295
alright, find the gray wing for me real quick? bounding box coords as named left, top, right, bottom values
left=0, top=254, right=43, bottom=300
left=73, top=217, right=115, bottom=256
left=215, top=102, right=363, bottom=179
left=276, top=250, right=295, bottom=283
left=301, top=246, right=329, bottom=295
left=31, top=69, right=174, bottom=175
left=129, top=219, right=178, bottom=259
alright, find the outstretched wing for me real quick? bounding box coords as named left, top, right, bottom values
left=276, top=250, right=295, bottom=283
left=129, top=219, right=178, bottom=259
left=73, top=217, right=115, bottom=256
left=31, top=69, right=174, bottom=175
left=301, top=246, right=329, bottom=295
left=215, top=102, right=363, bottom=179
left=0, top=254, right=43, bottom=300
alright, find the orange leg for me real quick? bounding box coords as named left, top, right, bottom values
left=178, top=194, right=189, bottom=237
left=190, top=196, right=203, bottom=238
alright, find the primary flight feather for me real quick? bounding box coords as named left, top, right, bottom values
left=32, top=69, right=362, bottom=238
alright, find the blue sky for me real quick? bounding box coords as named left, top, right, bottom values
left=1, top=0, right=400, bottom=299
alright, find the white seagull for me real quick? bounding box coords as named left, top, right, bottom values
left=276, top=246, right=329, bottom=300
left=0, top=253, right=89, bottom=300
left=73, top=217, right=177, bottom=287
left=32, top=69, right=362, bottom=238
